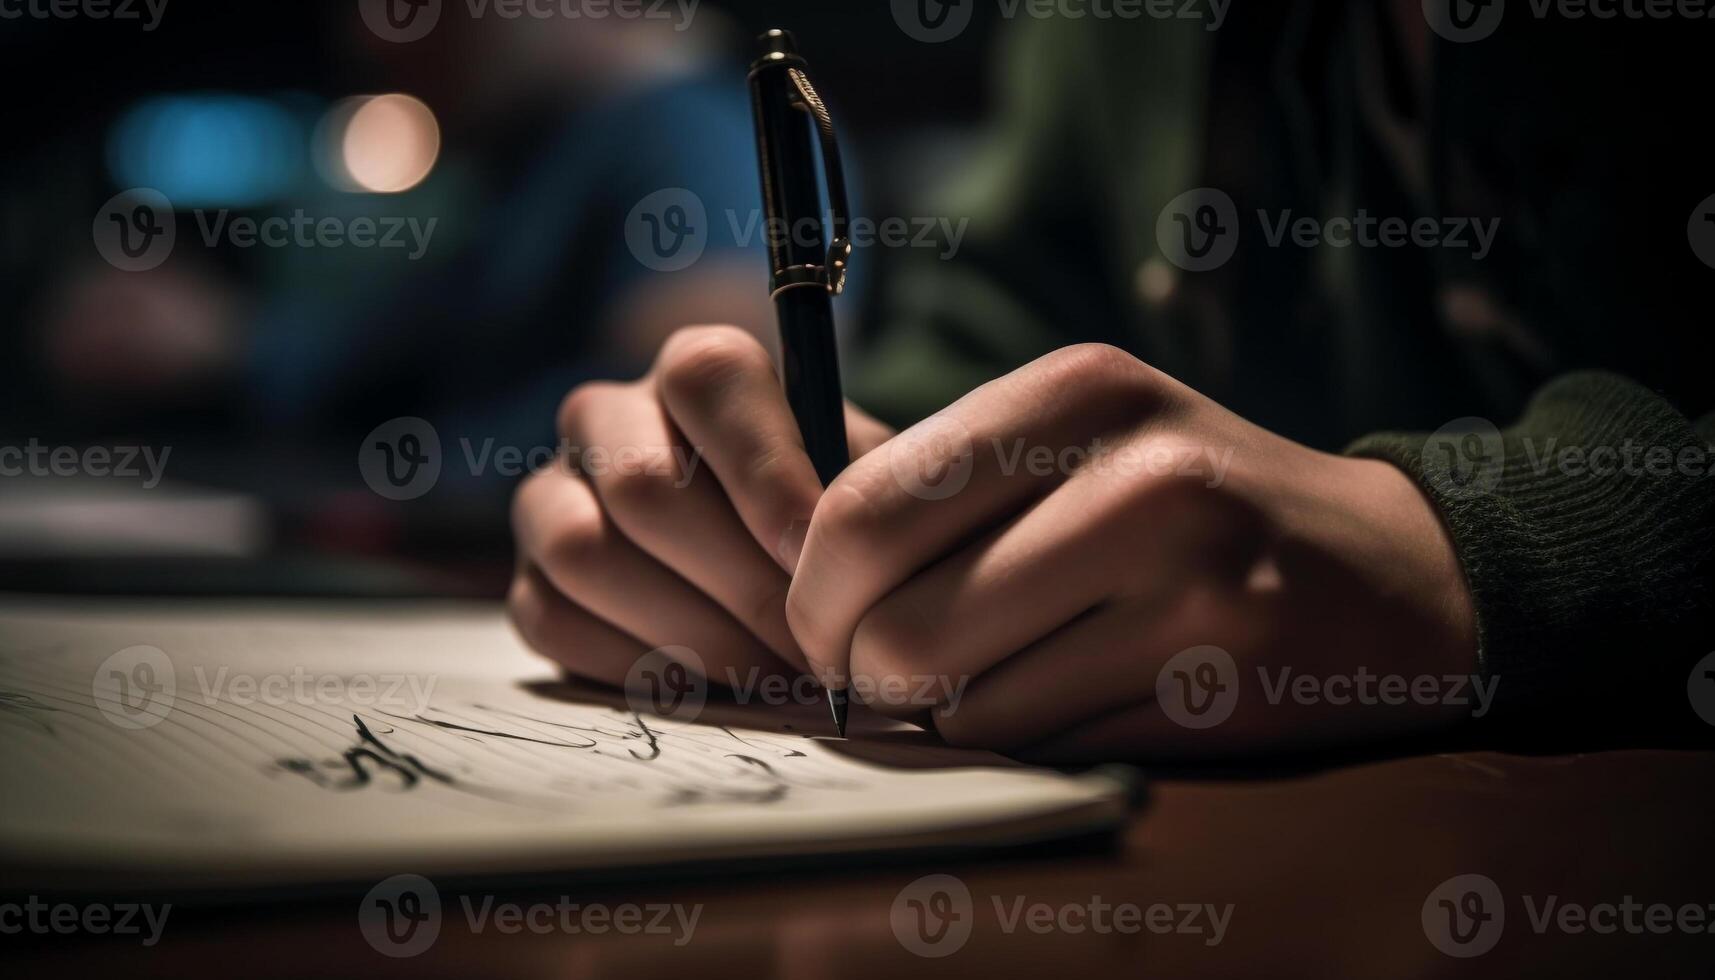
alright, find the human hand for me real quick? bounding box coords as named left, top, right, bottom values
left=508, top=325, right=892, bottom=690
left=786, top=344, right=1480, bottom=759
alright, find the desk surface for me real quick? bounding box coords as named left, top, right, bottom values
left=15, top=749, right=1714, bottom=978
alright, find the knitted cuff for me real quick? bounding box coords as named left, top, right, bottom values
left=1347, top=372, right=1715, bottom=730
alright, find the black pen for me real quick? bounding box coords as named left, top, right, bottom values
left=748, top=29, right=853, bottom=737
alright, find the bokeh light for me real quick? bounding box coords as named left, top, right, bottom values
left=323, top=93, right=441, bottom=194
left=107, top=95, right=304, bottom=207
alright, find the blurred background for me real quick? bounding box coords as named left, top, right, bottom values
left=0, top=0, right=1005, bottom=597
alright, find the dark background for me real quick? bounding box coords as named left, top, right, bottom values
left=0, top=0, right=1010, bottom=593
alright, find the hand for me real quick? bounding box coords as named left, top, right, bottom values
left=786, top=344, right=1480, bottom=760
left=508, top=325, right=892, bottom=690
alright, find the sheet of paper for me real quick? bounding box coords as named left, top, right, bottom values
left=0, top=599, right=1124, bottom=888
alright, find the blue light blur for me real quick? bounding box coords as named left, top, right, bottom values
left=107, top=95, right=308, bottom=207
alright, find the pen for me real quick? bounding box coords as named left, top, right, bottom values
left=747, top=29, right=853, bottom=737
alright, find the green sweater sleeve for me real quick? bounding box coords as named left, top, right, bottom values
left=1347, top=372, right=1715, bottom=736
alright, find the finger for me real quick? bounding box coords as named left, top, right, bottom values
left=507, top=565, right=646, bottom=686
left=847, top=472, right=1144, bottom=717
left=652, top=326, right=827, bottom=573
left=557, top=379, right=804, bottom=668
left=926, top=602, right=1162, bottom=752
left=844, top=402, right=895, bottom=458
left=789, top=344, right=1163, bottom=685
left=930, top=578, right=1245, bottom=752
left=512, top=464, right=788, bottom=685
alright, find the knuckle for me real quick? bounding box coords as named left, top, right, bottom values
left=812, top=470, right=890, bottom=549
left=597, top=463, right=681, bottom=522
left=538, top=507, right=610, bottom=572
left=656, top=325, right=774, bottom=407
left=1047, top=342, right=1139, bottom=381
left=1035, top=343, right=1164, bottom=411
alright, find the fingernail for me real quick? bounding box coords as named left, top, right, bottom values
left=777, top=520, right=809, bottom=574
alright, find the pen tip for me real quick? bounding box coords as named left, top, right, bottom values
left=827, top=688, right=848, bottom=737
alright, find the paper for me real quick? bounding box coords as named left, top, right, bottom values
left=0, top=599, right=1124, bottom=888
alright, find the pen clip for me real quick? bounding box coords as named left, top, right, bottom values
left=786, top=67, right=851, bottom=296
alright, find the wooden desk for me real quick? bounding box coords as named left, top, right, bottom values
left=14, top=750, right=1714, bottom=978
